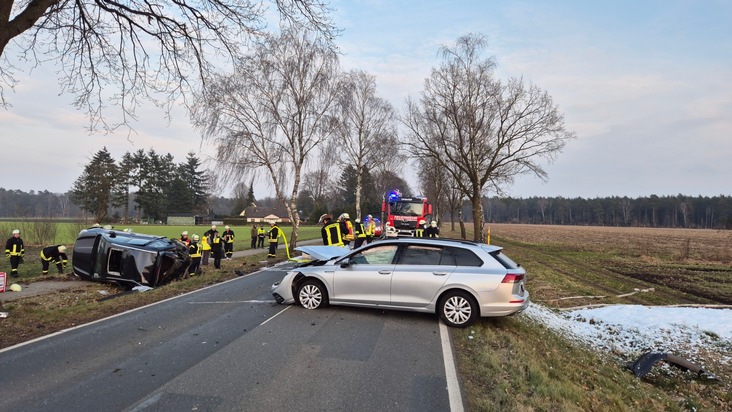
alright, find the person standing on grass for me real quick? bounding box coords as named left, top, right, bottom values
left=41, top=245, right=68, bottom=275
left=250, top=224, right=258, bottom=249
left=257, top=226, right=266, bottom=248
left=204, top=224, right=219, bottom=242
left=210, top=231, right=224, bottom=269
left=187, top=235, right=202, bottom=276
left=200, top=232, right=211, bottom=265
left=222, top=225, right=235, bottom=259
left=5, top=229, right=25, bottom=277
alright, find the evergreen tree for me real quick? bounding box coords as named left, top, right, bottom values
left=70, top=147, right=123, bottom=223
left=338, top=165, right=380, bottom=217
left=181, top=152, right=210, bottom=214
left=135, top=150, right=176, bottom=221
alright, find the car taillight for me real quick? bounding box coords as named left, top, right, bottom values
left=502, top=273, right=524, bottom=283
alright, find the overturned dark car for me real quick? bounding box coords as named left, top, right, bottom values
left=72, top=228, right=191, bottom=288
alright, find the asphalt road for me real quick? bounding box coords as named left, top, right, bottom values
left=0, top=263, right=463, bottom=411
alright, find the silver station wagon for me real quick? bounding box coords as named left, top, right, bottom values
left=271, top=238, right=529, bottom=327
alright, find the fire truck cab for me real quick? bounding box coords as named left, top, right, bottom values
left=382, top=190, right=433, bottom=237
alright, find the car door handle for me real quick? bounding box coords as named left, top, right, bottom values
left=433, top=272, right=448, bottom=276
left=378, top=270, right=392, bottom=275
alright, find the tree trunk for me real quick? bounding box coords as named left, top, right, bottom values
left=458, top=203, right=466, bottom=240
left=471, top=194, right=485, bottom=243
left=355, top=166, right=362, bottom=220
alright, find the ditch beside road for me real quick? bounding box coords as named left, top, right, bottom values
left=0, top=238, right=323, bottom=303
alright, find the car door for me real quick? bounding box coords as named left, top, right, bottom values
left=331, top=244, right=398, bottom=305
left=390, top=244, right=456, bottom=307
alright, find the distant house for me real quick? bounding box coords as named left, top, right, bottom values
left=240, top=206, right=291, bottom=225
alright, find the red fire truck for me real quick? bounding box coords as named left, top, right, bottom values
left=381, top=190, right=433, bottom=237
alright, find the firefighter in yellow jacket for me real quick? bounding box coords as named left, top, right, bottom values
left=222, top=225, right=235, bottom=259
left=320, top=214, right=343, bottom=246
left=41, top=245, right=68, bottom=274
left=5, top=229, right=24, bottom=277
left=267, top=222, right=281, bottom=258
left=187, top=235, right=203, bottom=276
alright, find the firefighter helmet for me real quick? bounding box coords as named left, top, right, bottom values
left=182, top=231, right=188, bottom=236
left=319, top=214, right=332, bottom=223
left=192, top=234, right=200, bottom=241
left=12, top=229, right=19, bottom=234
left=58, top=245, right=67, bottom=253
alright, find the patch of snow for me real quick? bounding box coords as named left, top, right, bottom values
left=524, top=303, right=732, bottom=365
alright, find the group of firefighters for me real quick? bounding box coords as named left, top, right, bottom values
left=178, top=224, right=238, bottom=276
left=5, top=229, right=69, bottom=278
left=4, top=216, right=442, bottom=279
left=320, top=213, right=440, bottom=248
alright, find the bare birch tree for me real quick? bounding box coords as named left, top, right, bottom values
left=192, top=29, right=341, bottom=248
left=403, top=33, right=575, bottom=242
left=0, top=0, right=335, bottom=129
left=302, top=138, right=339, bottom=212
left=333, top=70, right=397, bottom=220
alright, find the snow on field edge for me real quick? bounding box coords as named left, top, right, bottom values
left=523, top=303, right=732, bottom=366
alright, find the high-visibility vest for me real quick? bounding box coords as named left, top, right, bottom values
left=323, top=222, right=344, bottom=246
left=355, top=222, right=366, bottom=238
left=5, top=237, right=24, bottom=256
left=269, top=226, right=280, bottom=242
left=188, top=242, right=202, bottom=258
left=365, top=221, right=375, bottom=236
left=343, top=220, right=354, bottom=241
left=201, top=236, right=211, bottom=251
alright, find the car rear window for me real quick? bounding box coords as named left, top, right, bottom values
left=490, top=251, right=520, bottom=269
left=444, top=247, right=484, bottom=267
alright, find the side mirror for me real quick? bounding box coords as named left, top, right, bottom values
left=339, top=260, right=350, bottom=268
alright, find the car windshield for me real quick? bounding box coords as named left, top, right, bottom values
left=349, top=244, right=398, bottom=265
left=389, top=201, right=423, bottom=216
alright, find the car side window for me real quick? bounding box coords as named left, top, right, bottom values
left=351, top=245, right=398, bottom=265
left=399, top=245, right=443, bottom=265
left=445, top=247, right=483, bottom=267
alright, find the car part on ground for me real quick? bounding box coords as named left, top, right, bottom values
left=272, top=237, right=529, bottom=327
left=627, top=351, right=718, bottom=380
left=72, top=228, right=191, bottom=288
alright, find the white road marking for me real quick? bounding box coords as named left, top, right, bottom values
left=440, top=322, right=465, bottom=412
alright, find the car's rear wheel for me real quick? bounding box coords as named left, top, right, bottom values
left=439, top=290, right=478, bottom=328
left=297, top=279, right=328, bottom=310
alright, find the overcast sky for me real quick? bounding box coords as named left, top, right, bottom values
left=1, top=0, right=730, bottom=199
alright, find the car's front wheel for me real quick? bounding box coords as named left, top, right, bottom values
left=439, top=290, right=478, bottom=327
left=297, top=279, right=328, bottom=310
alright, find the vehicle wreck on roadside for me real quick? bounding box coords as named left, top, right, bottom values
left=72, top=228, right=191, bottom=288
